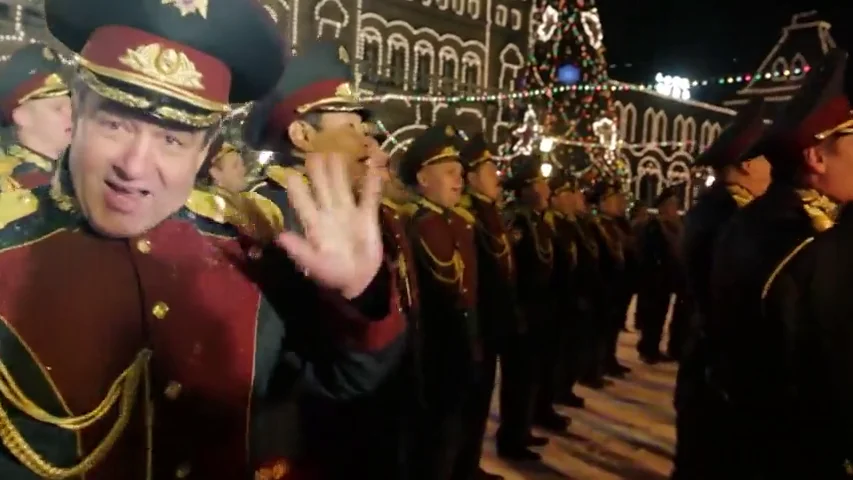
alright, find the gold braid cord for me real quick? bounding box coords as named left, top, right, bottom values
left=396, top=252, right=413, bottom=309
left=419, top=239, right=464, bottom=287
left=0, top=349, right=152, bottom=479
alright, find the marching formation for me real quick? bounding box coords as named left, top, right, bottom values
left=0, top=0, right=852, bottom=479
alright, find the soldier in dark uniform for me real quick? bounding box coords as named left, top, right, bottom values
left=0, top=0, right=405, bottom=478
left=588, top=182, right=632, bottom=378
left=455, top=132, right=518, bottom=478
left=545, top=171, right=601, bottom=408
left=612, top=192, right=641, bottom=333
left=636, top=186, right=683, bottom=363
left=504, top=158, right=570, bottom=440
left=398, top=123, right=482, bottom=480
left=0, top=43, right=71, bottom=189
left=670, top=100, right=771, bottom=479
left=706, top=49, right=849, bottom=478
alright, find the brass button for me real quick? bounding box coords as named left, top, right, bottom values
left=136, top=238, right=152, bottom=254
left=152, top=301, right=170, bottom=319
left=175, top=462, right=191, bottom=478
left=164, top=381, right=182, bottom=400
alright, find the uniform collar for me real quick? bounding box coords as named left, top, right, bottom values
left=8, top=143, right=55, bottom=172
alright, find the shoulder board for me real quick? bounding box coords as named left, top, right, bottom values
left=185, top=189, right=285, bottom=244
left=0, top=174, right=22, bottom=193
left=185, top=189, right=229, bottom=223
left=0, top=154, right=21, bottom=177
left=401, top=202, right=419, bottom=217
left=266, top=165, right=308, bottom=190
left=381, top=197, right=401, bottom=213
left=451, top=206, right=476, bottom=224
left=543, top=210, right=556, bottom=230
left=0, top=187, right=39, bottom=228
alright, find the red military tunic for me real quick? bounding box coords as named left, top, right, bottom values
left=405, top=197, right=480, bottom=406
left=0, top=172, right=405, bottom=479
left=379, top=198, right=419, bottom=314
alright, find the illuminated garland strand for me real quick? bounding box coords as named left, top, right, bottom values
left=360, top=65, right=811, bottom=105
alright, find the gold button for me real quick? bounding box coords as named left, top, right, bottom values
left=175, top=462, right=191, bottom=478
left=136, top=238, right=152, bottom=254
left=164, top=381, right=182, bottom=400
left=152, top=301, right=170, bottom=319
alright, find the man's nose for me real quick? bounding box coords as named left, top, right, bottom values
left=113, top=135, right=151, bottom=180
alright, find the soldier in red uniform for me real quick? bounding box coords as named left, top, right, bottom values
left=242, top=40, right=370, bottom=229
left=0, top=0, right=404, bottom=478
left=0, top=43, right=72, bottom=189
left=399, top=123, right=482, bottom=480
left=455, top=132, right=512, bottom=479
left=196, top=140, right=249, bottom=195
left=504, top=157, right=569, bottom=443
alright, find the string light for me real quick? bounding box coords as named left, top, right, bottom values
left=360, top=66, right=811, bottom=106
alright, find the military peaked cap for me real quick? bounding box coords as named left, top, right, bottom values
left=548, top=169, right=580, bottom=195
left=45, top=0, right=285, bottom=128
left=503, top=155, right=547, bottom=192
left=0, top=43, right=68, bottom=122
left=399, top=124, right=462, bottom=187
left=695, top=99, right=769, bottom=168
left=763, top=48, right=853, bottom=165
left=458, top=132, right=495, bottom=171
left=243, top=41, right=364, bottom=150
left=654, top=186, right=679, bottom=207
left=586, top=180, right=621, bottom=205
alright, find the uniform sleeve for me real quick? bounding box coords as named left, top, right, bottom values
left=252, top=239, right=405, bottom=401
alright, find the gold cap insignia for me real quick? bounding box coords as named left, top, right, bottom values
left=338, top=46, right=349, bottom=64
left=162, top=0, right=209, bottom=18
left=335, top=82, right=357, bottom=102
left=445, top=125, right=455, bottom=137
left=119, top=43, right=205, bottom=90
left=42, top=47, right=54, bottom=60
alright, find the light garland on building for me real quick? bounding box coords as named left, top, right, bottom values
left=0, top=5, right=77, bottom=65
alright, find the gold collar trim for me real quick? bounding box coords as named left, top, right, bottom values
left=724, top=183, right=755, bottom=208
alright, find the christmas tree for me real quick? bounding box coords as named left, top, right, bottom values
left=506, top=0, right=625, bottom=184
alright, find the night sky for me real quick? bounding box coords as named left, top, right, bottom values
left=597, top=0, right=850, bottom=85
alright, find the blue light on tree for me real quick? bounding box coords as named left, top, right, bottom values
left=557, top=64, right=581, bottom=85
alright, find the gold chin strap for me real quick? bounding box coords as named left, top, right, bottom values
left=78, top=69, right=224, bottom=128
left=0, top=349, right=152, bottom=479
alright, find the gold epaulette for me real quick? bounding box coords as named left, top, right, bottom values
left=0, top=187, right=38, bottom=228
left=185, top=189, right=284, bottom=243
left=0, top=154, right=21, bottom=178
left=401, top=202, right=419, bottom=217
left=543, top=210, right=556, bottom=230
left=451, top=205, right=476, bottom=224
left=266, top=164, right=308, bottom=190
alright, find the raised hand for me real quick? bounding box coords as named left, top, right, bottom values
left=276, top=153, right=384, bottom=299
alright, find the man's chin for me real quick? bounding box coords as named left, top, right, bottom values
left=86, top=212, right=158, bottom=239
